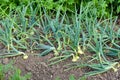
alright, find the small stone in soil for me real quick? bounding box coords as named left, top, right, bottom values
left=25, top=66, right=31, bottom=72
left=2, top=58, right=9, bottom=64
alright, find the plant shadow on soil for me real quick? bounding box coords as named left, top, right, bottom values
left=0, top=52, right=120, bottom=80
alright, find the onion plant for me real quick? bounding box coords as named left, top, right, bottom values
left=62, top=2, right=120, bottom=77
left=0, top=3, right=38, bottom=58
left=0, top=0, right=120, bottom=78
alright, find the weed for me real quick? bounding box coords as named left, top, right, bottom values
left=9, top=69, right=31, bottom=80
left=0, top=62, right=31, bottom=80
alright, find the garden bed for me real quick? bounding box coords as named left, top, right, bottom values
left=0, top=1, right=120, bottom=80
left=0, top=52, right=120, bottom=80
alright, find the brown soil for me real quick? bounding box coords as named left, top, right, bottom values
left=0, top=15, right=120, bottom=80
left=1, top=52, right=120, bottom=80
left=14, top=54, right=84, bottom=80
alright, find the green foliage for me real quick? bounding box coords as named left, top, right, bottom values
left=0, top=61, right=14, bottom=80
left=69, top=74, right=76, bottom=80
left=0, top=0, right=120, bottom=78
left=0, top=0, right=120, bottom=17
left=55, top=76, right=61, bottom=80
left=0, top=62, right=31, bottom=80
left=0, top=64, right=6, bottom=80
left=9, top=69, right=31, bottom=80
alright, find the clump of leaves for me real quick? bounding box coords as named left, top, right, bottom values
left=9, top=69, right=31, bottom=80
left=0, top=62, right=13, bottom=80
left=1, top=0, right=120, bottom=18
left=0, top=62, right=31, bottom=80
